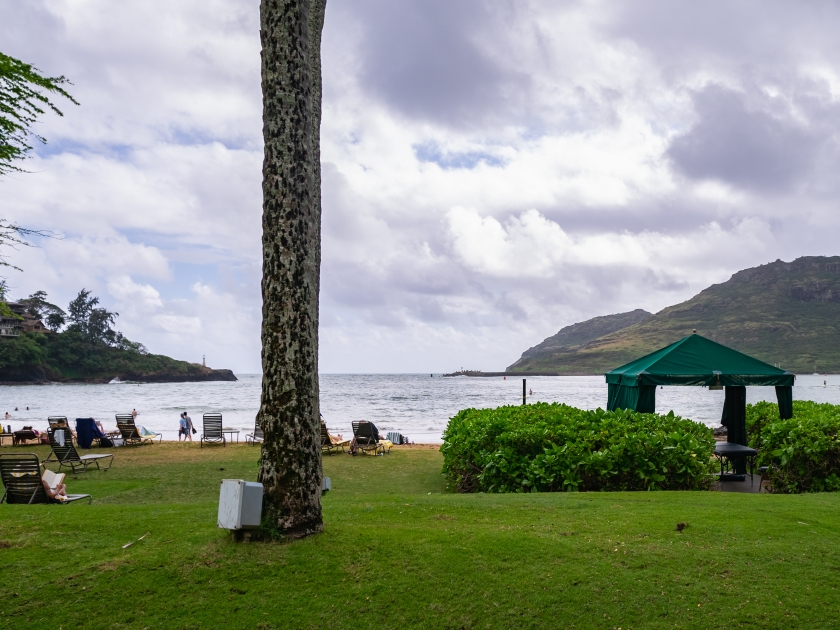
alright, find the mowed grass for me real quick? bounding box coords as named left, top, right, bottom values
left=2, top=444, right=840, bottom=629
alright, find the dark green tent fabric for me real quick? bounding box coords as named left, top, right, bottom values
left=605, top=334, right=794, bottom=388
left=608, top=384, right=656, bottom=413
left=775, top=386, right=793, bottom=419
left=721, top=386, right=748, bottom=473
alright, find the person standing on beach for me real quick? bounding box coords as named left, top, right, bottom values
left=132, top=408, right=138, bottom=419
left=183, top=411, right=194, bottom=442
left=178, top=413, right=188, bottom=441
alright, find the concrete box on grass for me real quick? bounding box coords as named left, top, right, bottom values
left=218, top=479, right=263, bottom=530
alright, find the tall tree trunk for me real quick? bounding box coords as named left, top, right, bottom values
left=257, top=0, right=326, bottom=539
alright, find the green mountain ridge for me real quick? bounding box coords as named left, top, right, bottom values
left=508, top=256, right=840, bottom=375
left=508, top=309, right=652, bottom=371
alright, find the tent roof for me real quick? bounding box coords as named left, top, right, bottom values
left=605, top=334, right=795, bottom=387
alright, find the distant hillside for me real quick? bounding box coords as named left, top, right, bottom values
left=507, top=309, right=651, bottom=371
left=0, top=331, right=236, bottom=384
left=508, top=256, right=840, bottom=375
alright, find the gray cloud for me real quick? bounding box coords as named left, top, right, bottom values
left=606, top=0, right=840, bottom=76
left=667, top=85, right=820, bottom=192
left=344, top=0, right=530, bottom=127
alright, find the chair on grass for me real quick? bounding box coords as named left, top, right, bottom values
left=115, top=414, right=162, bottom=446
left=201, top=413, right=226, bottom=448
left=321, top=421, right=349, bottom=455
left=44, top=418, right=66, bottom=463
left=48, top=416, right=68, bottom=430
left=351, top=421, right=389, bottom=456
left=0, top=453, right=91, bottom=504
left=12, top=429, right=37, bottom=447
left=246, top=421, right=264, bottom=445
left=47, top=428, right=113, bottom=474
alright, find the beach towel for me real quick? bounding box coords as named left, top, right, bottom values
left=55, top=430, right=66, bottom=447
left=75, top=418, right=105, bottom=449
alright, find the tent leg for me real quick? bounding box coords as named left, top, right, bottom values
left=722, top=386, right=748, bottom=475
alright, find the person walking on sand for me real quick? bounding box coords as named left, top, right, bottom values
left=178, top=412, right=188, bottom=441
left=183, top=411, right=194, bottom=442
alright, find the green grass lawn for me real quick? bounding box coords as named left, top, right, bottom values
left=2, top=444, right=840, bottom=629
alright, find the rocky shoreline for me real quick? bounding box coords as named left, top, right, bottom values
left=0, top=368, right=238, bottom=385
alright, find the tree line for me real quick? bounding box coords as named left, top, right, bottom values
left=3, top=285, right=145, bottom=353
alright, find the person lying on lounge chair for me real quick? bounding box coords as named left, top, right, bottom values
left=55, top=419, right=78, bottom=440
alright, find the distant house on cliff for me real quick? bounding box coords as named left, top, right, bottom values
left=0, top=302, right=53, bottom=338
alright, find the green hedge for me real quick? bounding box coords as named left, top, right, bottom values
left=440, top=403, right=716, bottom=493
left=746, top=400, right=840, bottom=493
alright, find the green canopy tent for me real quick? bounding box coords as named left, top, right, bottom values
left=605, top=334, right=794, bottom=473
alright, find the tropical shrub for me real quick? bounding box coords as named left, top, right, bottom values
left=440, top=403, right=716, bottom=493
left=746, top=400, right=840, bottom=493
left=744, top=400, right=780, bottom=451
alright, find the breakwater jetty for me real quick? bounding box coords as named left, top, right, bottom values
left=443, top=370, right=571, bottom=377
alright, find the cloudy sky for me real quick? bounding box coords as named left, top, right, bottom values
left=2, top=0, right=840, bottom=373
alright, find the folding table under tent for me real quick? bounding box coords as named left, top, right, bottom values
left=605, top=334, right=795, bottom=474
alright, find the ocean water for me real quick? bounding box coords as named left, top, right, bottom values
left=2, top=373, right=839, bottom=443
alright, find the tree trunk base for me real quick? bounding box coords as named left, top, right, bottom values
left=253, top=520, right=324, bottom=542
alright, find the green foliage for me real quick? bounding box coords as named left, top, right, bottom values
left=747, top=400, right=840, bottom=493
left=67, top=288, right=121, bottom=344
left=19, top=290, right=65, bottom=330
left=0, top=330, right=201, bottom=382
left=0, top=331, right=47, bottom=372
left=441, top=403, right=716, bottom=493
left=0, top=51, right=77, bottom=175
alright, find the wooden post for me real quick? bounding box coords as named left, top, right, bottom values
left=522, top=379, right=526, bottom=406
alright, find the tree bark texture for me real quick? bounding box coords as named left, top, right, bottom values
left=257, top=0, right=326, bottom=539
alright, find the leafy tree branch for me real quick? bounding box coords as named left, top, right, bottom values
left=0, top=51, right=78, bottom=176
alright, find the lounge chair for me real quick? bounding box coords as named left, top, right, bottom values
left=321, top=421, right=349, bottom=455
left=12, top=429, right=38, bottom=446
left=48, top=416, right=68, bottom=429
left=351, top=421, right=390, bottom=456
left=201, top=413, right=226, bottom=448
left=246, top=421, right=264, bottom=445
left=115, top=414, right=162, bottom=446
left=46, top=428, right=113, bottom=474
left=0, top=453, right=91, bottom=504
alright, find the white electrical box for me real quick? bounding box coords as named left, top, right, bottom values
left=218, top=479, right=263, bottom=530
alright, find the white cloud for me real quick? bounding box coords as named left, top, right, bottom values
left=1, top=0, right=836, bottom=373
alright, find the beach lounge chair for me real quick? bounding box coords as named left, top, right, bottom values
left=201, top=413, right=226, bottom=448
left=246, top=421, right=264, bottom=445
left=115, top=414, right=162, bottom=446
left=0, top=453, right=91, bottom=504
left=46, top=428, right=113, bottom=474
left=351, top=421, right=390, bottom=456
left=48, top=416, right=68, bottom=429
left=321, top=421, right=349, bottom=455
left=12, top=429, right=38, bottom=447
